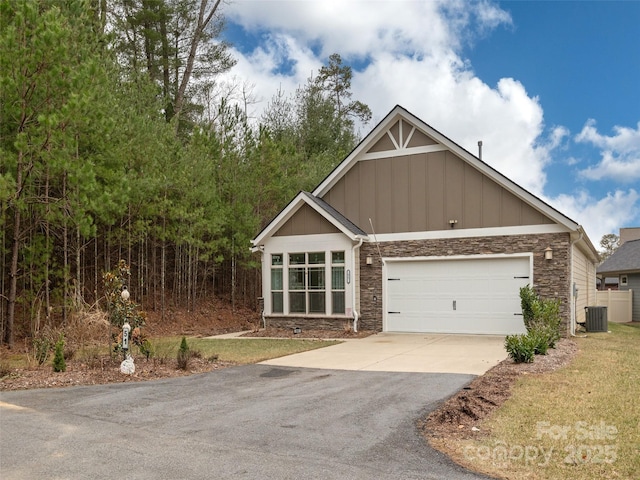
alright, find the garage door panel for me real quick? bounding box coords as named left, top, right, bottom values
left=385, top=257, right=529, bottom=335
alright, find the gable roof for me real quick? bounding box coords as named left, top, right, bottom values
left=251, top=191, right=368, bottom=249
left=252, top=105, right=598, bottom=259
left=313, top=105, right=581, bottom=232
left=597, top=239, right=640, bottom=274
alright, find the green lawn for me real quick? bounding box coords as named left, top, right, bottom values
left=449, top=322, right=640, bottom=480
left=149, top=336, right=341, bottom=364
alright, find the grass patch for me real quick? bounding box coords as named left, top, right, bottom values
left=151, top=337, right=341, bottom=364
left=449, top=323, right=640, bottom=479
left=2, top=337, right=341, bottom=370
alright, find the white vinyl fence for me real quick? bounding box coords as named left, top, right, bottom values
left=595, top=289, right=633, bottom=323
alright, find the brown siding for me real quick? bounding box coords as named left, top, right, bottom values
left=322, top=151, right=555, bottom=233
left=358, top=233, right=572, bottom=334
left=392, top=156, right=410, bottom=231
left=368, top=133, right=395, bottom=153
left=407, top=128, right=437, bottom=147
left=274, top=204, right=340, bottom=236
left=409, top=157, right=427, bottom=230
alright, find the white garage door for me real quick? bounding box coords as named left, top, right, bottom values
left=385, top=256, right=530, bottom=334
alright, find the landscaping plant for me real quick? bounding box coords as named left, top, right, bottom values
left=508, top=286, right=562, bottom=362
left=504, top=334, right=536, bottom=363
left=177, top=336, right=190, bottom=370
left=52, top=336, right=67, bottom=372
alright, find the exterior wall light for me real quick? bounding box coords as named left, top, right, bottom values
left=449, top=219, right=458, bottom=228
left=366, top=256, right=373, bottom=265
left=544, top=247, right=553, bottom=260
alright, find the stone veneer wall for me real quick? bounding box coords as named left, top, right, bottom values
left=358, top=232, right=572, bottom=335
left=265, top=316, right=353, bottom=331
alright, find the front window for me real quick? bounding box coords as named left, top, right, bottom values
left=270, top=250, right=347, bottom=316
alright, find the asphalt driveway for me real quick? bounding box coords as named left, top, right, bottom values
left=1, top=364, right=494, bottom=480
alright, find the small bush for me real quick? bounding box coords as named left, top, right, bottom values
left=505, top=334, right=536, bottom=363
left=33, top=337, right=51, bottom=366
left=139, top=339, right=154, bottom=360
left=528, top=328, right=550, bottom=355
left=519, top=285, right=538, bottom=331
left=177, top=336, right=190, bottom=370
left=53, top=337, right=67, bottom=372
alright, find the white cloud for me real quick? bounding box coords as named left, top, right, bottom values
left=576, top=120, right=640, bottom=183
left=220, top=0, right=638, bottom=239
left=546, top=189, right=640, bottom=245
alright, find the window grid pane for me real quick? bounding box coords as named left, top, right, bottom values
left=271, top=269, right=283, bottom=290
left=308, top=267, right=325, bottom=290
left=289, top=267, right=305, bottom=290
left=308, top=252, right=325, bottom=264
left=332, top=292, right=345, bottom=314
left=289, top=253, right=305, bottom=264
left=289, top=292, right=306, bottom=313
left=272, top=292, right=283, bottom=313
left=331, top=266, right=345, bottom=290
left=309, top=292, right=325, bottom=313
left=332, top=251, right=345, bottom=264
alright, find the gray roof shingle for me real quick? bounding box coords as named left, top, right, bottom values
left=597, top=239, right=640, bottom=274
left=301, top=192, right=368, bottom=237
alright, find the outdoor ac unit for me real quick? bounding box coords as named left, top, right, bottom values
left=584, top=306, right=608, bottom=332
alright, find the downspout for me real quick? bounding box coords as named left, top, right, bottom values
left=258, top=246, right=266, bottom=329
left=569, top=230, right=584, bottom=337
left=351, top=237, right=364, bottom=333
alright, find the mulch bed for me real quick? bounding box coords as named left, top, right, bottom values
left=419, top=338, right=578, bottom=441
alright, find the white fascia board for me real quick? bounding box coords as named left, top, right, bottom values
left=251, top=192, right=361, bottom=248
left=371, top=224, right=569, bottom=243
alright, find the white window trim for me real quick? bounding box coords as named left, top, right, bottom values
left=262, top=234, right=354, bottom=317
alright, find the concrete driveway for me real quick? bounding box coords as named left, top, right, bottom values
left=261, top=333, right=507, bottom=375
left=1, top=364, right=494, bottom=480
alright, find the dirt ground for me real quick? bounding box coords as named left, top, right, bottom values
left=419, top=338, right=578, bottom=443
left=0, top=302, right=372, bottom=391
left=1, top=301, right=579, bottom=474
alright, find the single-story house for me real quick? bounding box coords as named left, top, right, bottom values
left=251, top=105, right=599, bottom=336
left=597, top=237, right=640, bottom=321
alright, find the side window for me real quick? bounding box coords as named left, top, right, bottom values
left=271, top=254, right=283, bottom=313
left=331, top=251, right=345, bottom=314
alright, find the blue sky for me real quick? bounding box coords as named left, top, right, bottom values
left=219, top=0, right=640, bottom=247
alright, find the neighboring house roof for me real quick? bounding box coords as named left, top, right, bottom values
left=597, top=239, right=640, bottom=274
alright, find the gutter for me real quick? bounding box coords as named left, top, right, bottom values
left=351, top=237, right=364, bottom=333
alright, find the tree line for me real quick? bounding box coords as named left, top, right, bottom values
left=0, top=0, right=371, bottom=347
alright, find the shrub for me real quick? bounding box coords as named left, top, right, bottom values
left=139, top=339, right=154, bottom=360
left=505, top=334, right=536, bottom=363
left=33, top=337, right=51, bottom=366
left=519, top=285, right=538, bottom=331
left=177, top=336, right=189, bottom=370
left=53, top=337, right=67, bottom=372
left=528, top=328, right=550, bottom=355
left=518, top=285, right=562, bottom=356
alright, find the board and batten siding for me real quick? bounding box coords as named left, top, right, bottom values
left=274, top=204, right=341, bottom=236
left=621, top=274, right=640, bottom=321
left=321, top=151, right=555, bottom=235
